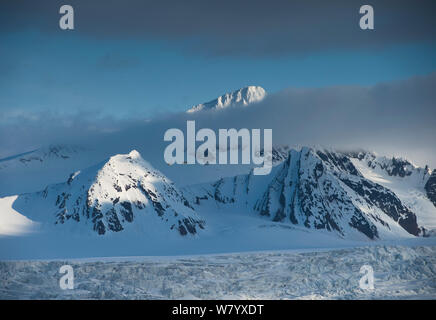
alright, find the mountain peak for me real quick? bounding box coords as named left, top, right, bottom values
left=127, top=149, right=141, bottom=159
left=187, top=86, right=266, bottom=113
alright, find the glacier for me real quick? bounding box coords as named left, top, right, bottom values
left=1, top=245, right=435, bottom=299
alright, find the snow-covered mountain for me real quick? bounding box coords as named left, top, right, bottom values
left=0, top=144, right=106, bottom=197
left=268, top=147, right=436, bottom=231
left=8, top=150, right=205, bottom=236
left=0, top=144, right=84, bottom=170
left=345, top=150, right=432, bottom=180
left=343, top=150, right=436, bottom=231
left=187, top=86, right=266, bottom=113
left=2, top=145, right=435, bottom=241
left=1, top=146, right=436, bottom=262
left=184, top=147, right=436, bottom=240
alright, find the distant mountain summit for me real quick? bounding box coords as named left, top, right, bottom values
left=0, top=144, right=83, bottom=170
left=11, top=150, right=205, bottom=236
left=187, top=86, right=266, bottom=113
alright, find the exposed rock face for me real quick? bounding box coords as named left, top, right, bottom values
left=186, top=147, right=422, bottom=239
left=425, top=170, right=436, bottom=207
left=255, top=149, right=379, bottom=239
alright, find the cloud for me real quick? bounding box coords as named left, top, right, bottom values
left=1, top=0, right=435, bottom=57
left=168, top=72, right=436, bottom=168
left=0, top=110, right=137, bottom=158
left=188, top=72, right=436, bottom=167
left=1, top=72, right=435, bottom=170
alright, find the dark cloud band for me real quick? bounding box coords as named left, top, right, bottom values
left=1, top=0, right=435, bottom=56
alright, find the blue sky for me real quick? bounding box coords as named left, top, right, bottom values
left=1, top=29, right=436, bottom=121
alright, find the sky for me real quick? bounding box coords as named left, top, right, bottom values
left=1, top=30, right=435, bottom=119
left=0, top=0, right=435, bottom=165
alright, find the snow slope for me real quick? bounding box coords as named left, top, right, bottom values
left=0, top=196, right=37, bottom=236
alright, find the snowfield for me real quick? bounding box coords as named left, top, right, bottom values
left=0, top=196, right=37, bottom=236
left=1, top=245, right=435, bottom=300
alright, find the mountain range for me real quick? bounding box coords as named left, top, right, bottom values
left=185, top=147, right=436, bottom=239
left=0, top=86, right=435, bottom=251
left=1, top=147, right=435, bottom=241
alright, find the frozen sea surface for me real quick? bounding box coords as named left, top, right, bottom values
left=1, top=245, right=435, bottom=299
